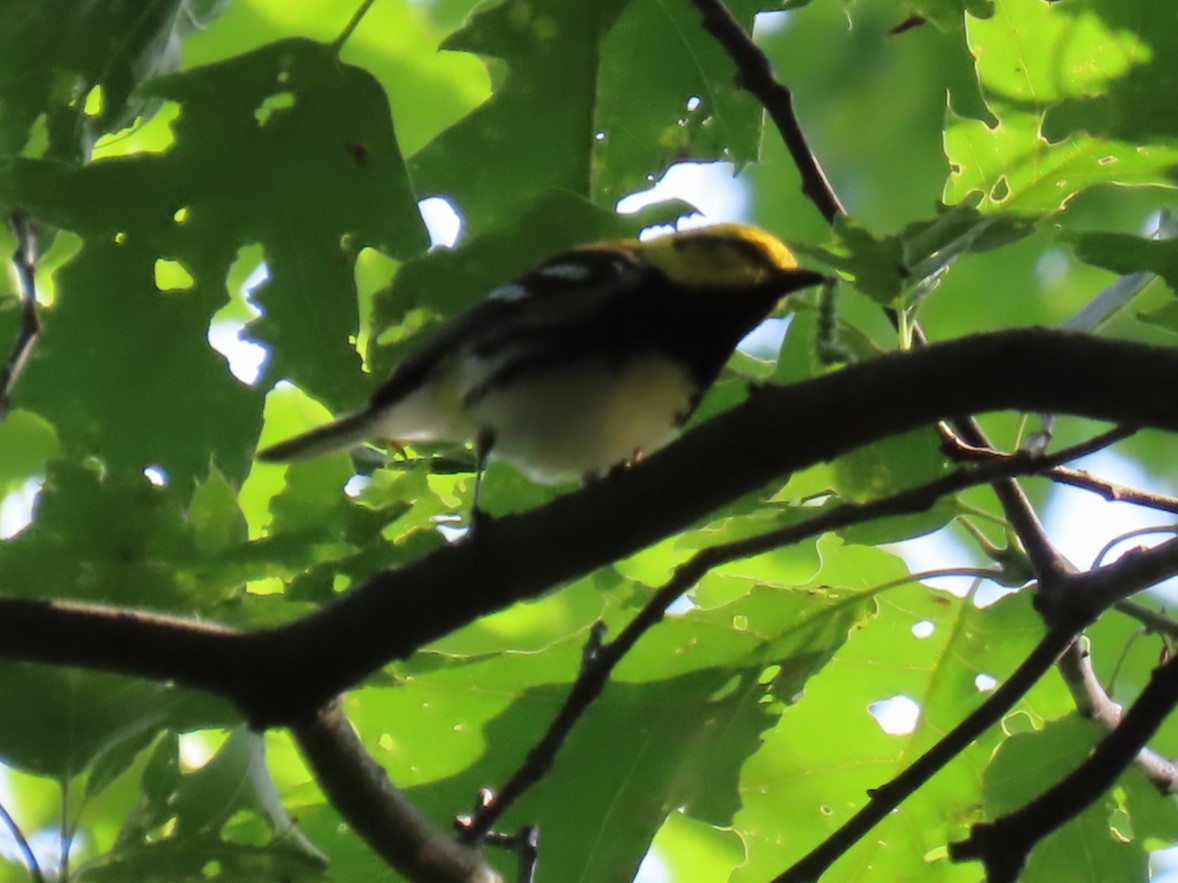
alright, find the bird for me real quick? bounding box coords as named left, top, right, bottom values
left=256, top=223, right=826, bottom=498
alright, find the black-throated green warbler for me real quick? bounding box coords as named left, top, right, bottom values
left=257, top=223, right=825, bottom=484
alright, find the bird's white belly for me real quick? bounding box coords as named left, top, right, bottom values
left=368, top=361, right=475, bottom=443
left=469, top=356, right=693, bottom=483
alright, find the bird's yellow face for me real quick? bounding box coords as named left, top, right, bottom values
left=632, top=223, right=801, bottom=286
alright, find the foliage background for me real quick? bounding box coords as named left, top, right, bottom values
left=0, top=0, right=1176, bottom=881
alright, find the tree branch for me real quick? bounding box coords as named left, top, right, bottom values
left=1115, top=598, right=1178, bottom=640
left=774, top=529, right=1178, bottom=879
left=949, top=650, right=1178, bottom=880
left=292, top=703, right=503, bottom=883
left=772, top=624, right=1081, bottom=882
left=0, top=796, right=44, bottom=883
left=940, top=413, right=1077, bottom=582
left=1049, top=465, right=1178, bottom=514
left=946, top=426, right=1178, bottom=516
left=1056, top=639, right=1178, bottom=793
left=460, top=432, right=1137, bottom=840
left=686, top=0, right=844, bottom=223
left=479, top=827, right=538, bottom=883
left=2, top=330, right=1178, bottom=723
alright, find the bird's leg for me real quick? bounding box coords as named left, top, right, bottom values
left=596, top=448, right=644, bottom=484
left=469, top=428, right=496, bottom=536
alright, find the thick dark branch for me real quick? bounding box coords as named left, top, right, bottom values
left=1051, top=536, right=1178, bottom=623
left=2, top=330, right=1178, bottom=723
left=687, top=0, right=844, bottom=223
left=292, top=704, right=502, bottom=883
left=0, top=598, right=250, bottom=695
left=461, top=433, right=1130, bottom=840
left=231, top=330, right=1178, bottom=721
left=950, top=651, right=1178, bottom=881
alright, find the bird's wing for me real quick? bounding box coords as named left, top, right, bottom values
left=369, top=245, right=650, bottom=410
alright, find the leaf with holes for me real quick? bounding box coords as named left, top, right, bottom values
left=0, top=0, right=230, bottom=161
left=78, top=729, right=327, bottom=882
left=944, top=0, right=1178, bottom=213
left=731, top=578, right=1071, bottom=882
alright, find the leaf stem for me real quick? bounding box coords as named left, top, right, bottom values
left=333, top=0, right=378, bottom=53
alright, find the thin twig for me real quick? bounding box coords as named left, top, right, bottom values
left=1092, top=525, right=1178, bottom=569
left=1047, top=465, right=1178, bottom=513
left=1, top=211, right=41, bottom=417
left=0, top=797, right=45, bottom=883
left=946, top=423, right=1138, bottom=584
left=773, top=624, right=1081, bottom=883
left=949, top=650, right=1178, bottom=881
left=482, top=827, right=539, bottom=883
left=938, top=406, right=1082, bottom=585
left=460, top=431, right=1124, bottom=842
left=686, top=0, right=845, bottom=223
left=771, top=538, right=1178, bottom=881
left=944, top=424, right=1137, bottom=473
left=1114, top=598, right=1178, bottom=640
left=687, top=0, right=1074, bottom=586
left=1055, top=640, right=1178, bottom=793
left=947, top=424, right=1178, bottom=515
left=332, top=0, right=378, bottom=52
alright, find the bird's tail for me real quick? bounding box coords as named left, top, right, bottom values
left=255, top=410, right=382, bottom=463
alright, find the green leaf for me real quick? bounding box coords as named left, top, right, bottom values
left=321, top=580, right=870, bottom=880
left=732, top=583, right=1071, bottom=882
left=801, top=216, right=908, bottom=305
left=1068, top=231, right=1178, bottom=295
left=980, top=715, right=1156, bottom=883
left=0, top=38, right=428, bottom=492
left=0, top=460, right=212, bottom=609
left=412, top=0, right=769, bottom=234
left=833, top=426, right=949, bottom=501
left=593, top=0, right=764, bottom=203
left=801, top=205, right=1036, bottom=309
left=0, top=0, right=230, bottom=162
left=945, top=0, right=1178, bottom=213
left=79, top=729, right=328, bottom=882
left=144, top=38, right=429, bottom=407
left=0, top=665, right=171, bottom=780
left=1039, top=1, right=1178, bottom=147
left=0, top=408, right=57, bottom=498
left=1137, top=300, right=1178, bottom=336
left=189, top=468, right=248, bottom=554
left=412, top=0, right=634, bottom=234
